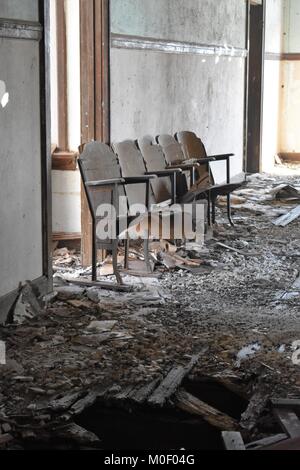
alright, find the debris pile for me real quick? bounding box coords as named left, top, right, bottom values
left=0, top=173, right=300, bottom=449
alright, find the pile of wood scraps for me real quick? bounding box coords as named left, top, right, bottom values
left=222, top=398, right=300, bottom=450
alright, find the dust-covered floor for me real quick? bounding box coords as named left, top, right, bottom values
left=1, top=173, right=300, bottom=449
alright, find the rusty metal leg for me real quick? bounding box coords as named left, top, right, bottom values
left=207, top=191, right=211, bottom=227
left=92, top=220, right=97, bottom=281
left=227, top=194, right=234, bottom=226
left=112, top=239, right=123, bottom=285
left=124, top=237, right=130, bottom=270
left=212, top=198, right=216, bottom=225
left=144, top=239, right=152, bottom=272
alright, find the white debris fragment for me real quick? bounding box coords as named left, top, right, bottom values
left=236, top=343, right=261, bottom=367
left=86, top=320, right=117, bottom=333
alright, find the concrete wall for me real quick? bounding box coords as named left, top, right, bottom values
left=110, top=0, right=247, bottom=183
left=111, top=0, right=245, bottom=47
left=0, top=1, right=44, bottom=315
left=50, top=0, right=81, bottom=235
left=0, top=0, right=39, bottom=21
left=0, top=37, right=43, bottom=298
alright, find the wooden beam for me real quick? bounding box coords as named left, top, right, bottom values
left=246, top=2, right=265, bottom=173
left=80, top=0, right=95, bottom=267
left=278, top=152, right=300, bottom=163
left=56, top=0, right=68, bottom=151
left=271, top=399, right=300, bottom=408
left=246, top=433, right=287, bottom=450
left=175, top=389, right=239, bottom=431
left=148, top=354, right=200, bottom=407
left=96, top=0, right=110, bottom=143
left=80, top=0, right=110, bottom=267
left=53, top=232, right=82, bottom=242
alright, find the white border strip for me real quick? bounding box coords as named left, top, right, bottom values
left=0, top=20, right=42, bottom=41
left=111, top=33, right=248, bottom=58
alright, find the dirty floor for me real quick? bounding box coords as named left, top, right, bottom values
left=1, top=173, right=300, bottom=449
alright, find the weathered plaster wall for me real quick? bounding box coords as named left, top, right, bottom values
left=111, top=0, right=246, bottom=48
left=110, top=0, right=247, bottom=183
left=0, top=0, right=39, bottom=22
left=0, top=26, right=43, bottom=298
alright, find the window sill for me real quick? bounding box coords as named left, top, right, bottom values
left=52, top=148, right=78, bottom=171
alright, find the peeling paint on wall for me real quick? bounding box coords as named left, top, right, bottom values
left=0, top=80, right=9, bottom=109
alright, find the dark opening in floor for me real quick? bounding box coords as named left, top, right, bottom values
left=183, top=378, right=249, bottom=420
left=75, top=381, right=249, bottom=450
left=76, top=407, right=223, bottom=450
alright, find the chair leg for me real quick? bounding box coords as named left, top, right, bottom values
left=227, top=194, right=234, bottom=226
left=144, top=239, right=152, bottom=273
left=207, top=192, right=211, bottom=227
left=212, top=199, right=216, bottom=225
left=124, top=237, right=130, bottom=270
left=112, top=239, right=123, bottom=285
left=92, top=221, right=97, bottom=282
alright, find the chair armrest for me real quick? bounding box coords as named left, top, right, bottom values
left=167, top=163, right=200, bottom=170
left=185, top=157, right=216, bottom=164
left=86, top=178, right=125, bottom=187
left=145, top=169, right=182, bottom=177
left=207, top=153, right=234, bottom=161
left=123, top=175, right=155, bottom=184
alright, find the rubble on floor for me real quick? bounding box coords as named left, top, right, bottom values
left=0, top=173, right=300, bottom=449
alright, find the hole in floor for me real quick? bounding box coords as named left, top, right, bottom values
left=182, top=378, right=249, bottom=420
left=76, top=407, right=224, bottom=450
left=75, top=380, right=249, bottom=450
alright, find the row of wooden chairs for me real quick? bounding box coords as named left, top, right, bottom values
left=78, top=132, right=243, bottom=283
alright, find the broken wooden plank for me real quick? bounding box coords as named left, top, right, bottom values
left=274, top=408, right=300, bottom=438
left=246, top=433, right=287, bottom=450
left=222, top=431, right=245, bottom=450
left=273, top=205, right=300, bottom=227
left=271, top=398, right=300, bottom=408
left=129, top=379, right=161, bottom=404
left=68, top=280, right=132, bottom=292
left=70, top=392, right=99, bottom=416
left=263, top=436, right=300, bottom=451
left=49, top=391, right=85, bottom=412
left=148, top=354, right=200, bottom=407
left=51, top=423, right=100, bottom=447
left=175, top=389, right=239, bottom=431
left=240, top=391, right=268, bottom=431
